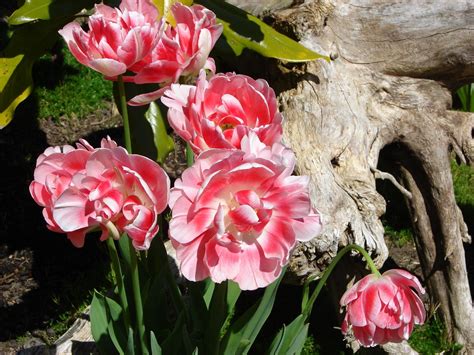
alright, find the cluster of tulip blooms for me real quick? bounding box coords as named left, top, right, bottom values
left=29, top=0, right=425, bottom=350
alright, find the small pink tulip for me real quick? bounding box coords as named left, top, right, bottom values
left=59, top=0, right=162, bottom=77
left=161, top=72, right=283, bottom=154
left=30, top=138, right=170, bottom=250
left=127, top=3, right=223, bottom=105
left=168, top=133, right=322, bottom=290
left=340, top=269, right=426, bottom=347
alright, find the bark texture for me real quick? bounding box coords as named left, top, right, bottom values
left=228, top=0, right=474, bottom=349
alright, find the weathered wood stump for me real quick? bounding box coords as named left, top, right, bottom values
left=226, top=0, right=474, bottom=350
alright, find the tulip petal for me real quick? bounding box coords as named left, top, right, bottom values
left=53, top=189, right=92, bottom=232
left=89, top=58, right=127, bottom=77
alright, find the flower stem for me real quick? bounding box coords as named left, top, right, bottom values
left=128, top=239, right=148, bottom=355
left=302, top=244, right=381, bottom=319
left=117, top=75, right=132, bottom=153
left=116, top=77, right=143, bottom=350
left=186, top=143, right=194, bottom=167
left=106, top=238, right=131, bottom=331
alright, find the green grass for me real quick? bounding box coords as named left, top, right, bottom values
left=34, top=43, right=113, bottom=121
left=383, top=159, right=473, bottom=246
left=452, top=160, right=474, bottom=208
left=384, top=224, right=413, bottom=248
left=409, top=314, right=462, bottom=354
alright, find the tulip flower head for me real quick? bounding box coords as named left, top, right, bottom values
left=30, top=138, right=170, bottom=250
left=127, top=3, right=223, bottom=105
left=340, top=269, right=426, bottom=347
left=162, top=72, right=283, bottom=154
left=168, top=133, right=322, bottom=290
left=59, top=0, right=162, bottom=78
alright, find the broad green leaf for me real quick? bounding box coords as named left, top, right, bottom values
left=0, top=19, right=60, bottom=128
left=161, top=311, right=190, bottom=355
left=105, top=297, right=127, bottom=354
left=145, top=102, right=175, bottom=164
left=226, top=281, right=241, bottom=314
left=151, top=0, right=193, bottom=25
left=300, top=274, right=317, bottom=312
left=9, top=0, right=97, bottom=25
left=204, top=282, right=231, bottom=354
left=150, top=331, right=162, bottom=355
left=266, top=315, right=309, bottom=355
left=202, top=278, right=215, bottom=309
left=90, top=292, right=116, bottom=354
left=127, top=327, right=136, bottom=355
left=220, top=269, right=285, bottom=355
left=187, top=279, right=213, bottom=351
left=90, top=292, right=109, bottom=343
left=143, top=269, right=172, bottom=338
left=0, top=55, right=33, bottom=128
left=107, top=322, right=126, bottom=355
left=222, top=280, right=240, bottom=334
left=197, top=0, right=329, bottom=62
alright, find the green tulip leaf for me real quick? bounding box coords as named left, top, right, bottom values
left=161, top=311, right=190, bottom=355
left=145, top=101, right=175, bottom=164
left=0, top=19, right=61, bottom=129
left=90, top=292, right=117, bottom=354
left=105, top=297, right=127, bottom=354
left=267, top=314, right=309, bottom=355
left=9, top=0, right=97, bottom=25
left=127, top=327, right=136, bottom=355
left=0, top=55, right=33, bottom=128
left=220, top=269, right=285, bottom=355
left=90, top=292, right=109, bottom=344
left=197, top=0, right=329, bottom=62
left=150, top=331, right=162, bottom=355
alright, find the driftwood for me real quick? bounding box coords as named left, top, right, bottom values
left=226, top=0, right=474, bottom=350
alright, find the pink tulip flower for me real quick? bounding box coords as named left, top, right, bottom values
left=340, top=269, right=426, bottom=347
left=127, top=3, right=223, bottom=105
left=30, top=138, right=169, bottom=250
left=59, top=0, right=162, bottom=77
left=161, top=72, right=283, bottom=154
left=168, top=133, right=322, bottom=290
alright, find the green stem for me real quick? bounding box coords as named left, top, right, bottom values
left=186, top=143, right=194, bottom=167
left=128, top=239, right=148, bottom=355
left=106, top=238, right=131, bottom=331
left=117, top=75, right=132, bottom=153
left=117, top=76, right=143, bottom=351
left=302, top=244, right=381, bottom=320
